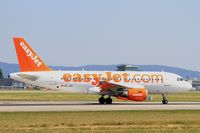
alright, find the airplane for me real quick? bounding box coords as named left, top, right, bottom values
left=9, top=37, right=193, bottom=104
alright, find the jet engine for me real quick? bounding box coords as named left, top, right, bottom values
left=117, top=88, right=148, bottom=101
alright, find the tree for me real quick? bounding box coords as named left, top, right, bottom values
left=0, top=69, right=3, bottom=79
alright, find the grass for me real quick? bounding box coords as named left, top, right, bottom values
left=0, top=91, right=200, bottom=133
left=0, top=110, right=200, bottom=133
left=0, top=90, right=200, bottom=102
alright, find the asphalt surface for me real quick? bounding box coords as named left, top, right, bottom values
left=0, top=101, right=200, bottom=112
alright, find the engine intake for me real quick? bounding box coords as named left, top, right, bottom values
left=117, top=88, right=148, bottom=101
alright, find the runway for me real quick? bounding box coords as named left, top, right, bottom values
left=0, top=101, right=200, bottom=112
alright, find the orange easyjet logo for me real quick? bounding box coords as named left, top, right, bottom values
left=62, top=72, right=163, bottom=85
left=20, top=42, right=42, bottom=67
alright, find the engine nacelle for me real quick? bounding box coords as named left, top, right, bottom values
left=117, top=88, right=148, bottom=101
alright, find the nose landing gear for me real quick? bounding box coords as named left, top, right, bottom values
left=98, top=96, right=113, bottom=104
left=162, top=93, right=168, bottom=104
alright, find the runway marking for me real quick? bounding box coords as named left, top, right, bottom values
left=0, top=101, right=200, bottom=112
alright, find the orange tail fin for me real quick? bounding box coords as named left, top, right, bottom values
left=13, top=37, right=52, bottom=72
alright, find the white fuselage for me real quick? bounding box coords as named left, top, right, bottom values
left=10, top=71, right=192, bottom=94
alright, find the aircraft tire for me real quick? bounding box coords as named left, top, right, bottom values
left=162, top=100, right=168, bottom=104
left=99, top=97, right=106, bottom=104
left=105, top=97, right=112, bottom=104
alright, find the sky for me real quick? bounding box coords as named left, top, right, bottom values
left=0, top=0, right=200, bottom=71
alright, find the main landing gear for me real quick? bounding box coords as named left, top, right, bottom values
left=162, top=93, right=168, bottom=104
left=98, top=96, right=112, bottom=104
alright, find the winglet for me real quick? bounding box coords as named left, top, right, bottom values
left=13, top=37, right=52, bottom=72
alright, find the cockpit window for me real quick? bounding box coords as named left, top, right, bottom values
left=177, top=78, right=184, bottom=81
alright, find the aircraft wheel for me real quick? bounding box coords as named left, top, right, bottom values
left=162, top=100, right=168, bottom=104
left=99, top=97, right=106, bottom=104
left=161, top=94, right=168, bottom=104
left=105, top=97, right=112, bottom=104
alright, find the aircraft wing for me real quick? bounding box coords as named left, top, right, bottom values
left=98, top=81, right=125, bottom=91
left=96, top=80, right=148, bottom=102
left=97, top=81, right=145, bottom=94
